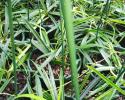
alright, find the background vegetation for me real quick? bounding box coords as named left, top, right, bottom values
left=0, top=0, right=125, bottom=100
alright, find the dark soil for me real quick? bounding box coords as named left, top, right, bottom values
left=1, top=72, right=27, bottom=100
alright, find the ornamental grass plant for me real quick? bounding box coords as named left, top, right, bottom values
left=0, top=0, right=125, bottom=100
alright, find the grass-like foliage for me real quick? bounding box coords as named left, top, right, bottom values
left=0, top=0, right=125, bottom=100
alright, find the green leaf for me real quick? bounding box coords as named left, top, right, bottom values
left=24, top=19, right=49, bottom=54
left=0, top=68, right=5, bottom=80
left=0, top=77, right=12, bottom=93
left=35, top=75, right=43, bottom=96
left=87, top=65, right=125, bottom=95
left=15, top=94, right=46, bottom=100
left=95, top=88, right=113, bottom=100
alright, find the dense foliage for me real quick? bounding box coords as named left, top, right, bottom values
left=0, top=0, right=125, bottom=99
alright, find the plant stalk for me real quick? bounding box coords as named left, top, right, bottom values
left=60, top=0, right=80, bottom=99
left=7, top=0, right=17, bottom=94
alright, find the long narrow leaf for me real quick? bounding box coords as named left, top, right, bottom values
left=87, top=65, right=125, bottom=95
left=60, top=0, right=80, bottom=99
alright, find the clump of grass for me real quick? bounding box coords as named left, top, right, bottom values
left=1, top=0, right=125, bottom=99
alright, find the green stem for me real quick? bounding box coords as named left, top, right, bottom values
left=60, top=16, right=65, bottom=100
left=60, top=0, right=80, bottom=99
left=7, top=0, right=17, bottom=94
